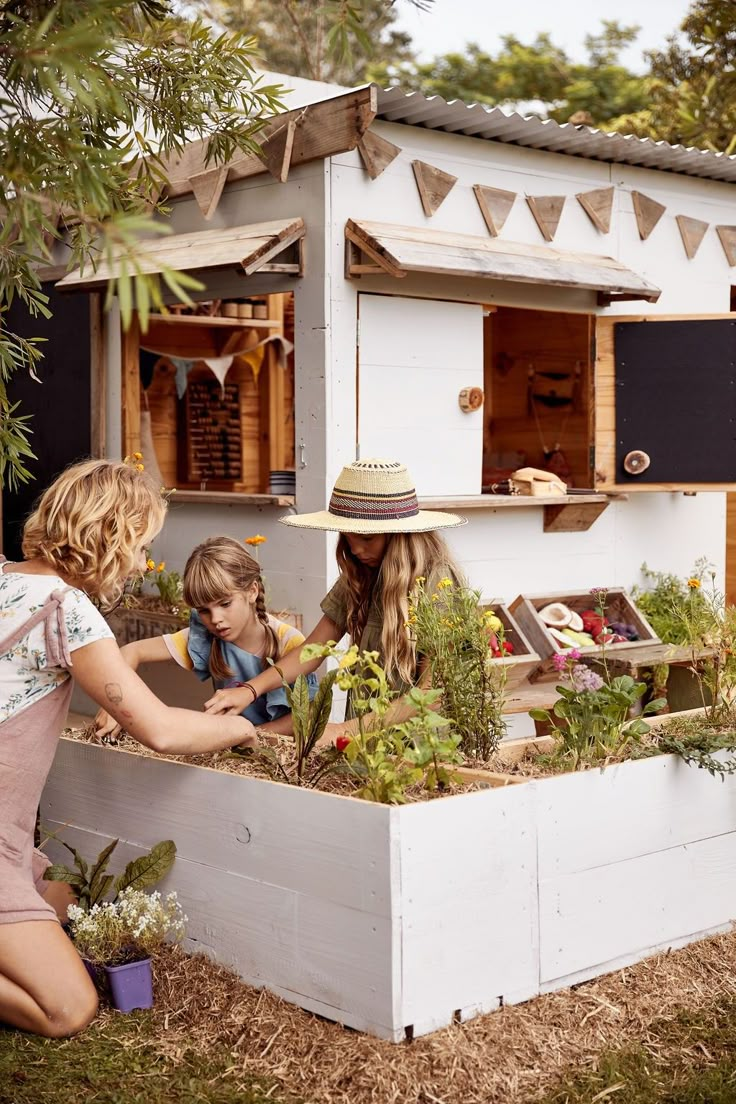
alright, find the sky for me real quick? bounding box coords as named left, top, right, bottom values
left=392, top=0, right=692, bottom=72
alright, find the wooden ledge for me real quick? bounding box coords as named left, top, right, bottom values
left=169, top=490, right=294, bottom=507
left=418, top=493, right=624, bottom=532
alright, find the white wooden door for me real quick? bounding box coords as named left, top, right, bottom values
left=357, top=294, right=484, bottom=497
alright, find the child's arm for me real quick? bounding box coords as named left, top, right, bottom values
left=95, top=636, right=172, bottom=738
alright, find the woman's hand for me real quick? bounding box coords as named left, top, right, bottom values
left=232, top=717, right=258, bottom=749
left=94, top=708, right=121, bottom=743
left=203, top=686, right=254, bottom=716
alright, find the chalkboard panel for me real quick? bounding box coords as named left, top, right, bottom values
left=2, top=284, right=91, bottom=558
left=614, top=318, right=736, bottom=483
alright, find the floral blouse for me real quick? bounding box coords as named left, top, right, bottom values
left=0, top=568, right=113, bottom=724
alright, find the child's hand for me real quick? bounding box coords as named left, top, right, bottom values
left=94, top=707, right=122, bottom=743
left=204, top=686, right=254, bottom=716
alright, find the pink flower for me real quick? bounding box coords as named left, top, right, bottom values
left=552, top=652, right=568, bottom=672
left=568, top=648, right=581, bottom=662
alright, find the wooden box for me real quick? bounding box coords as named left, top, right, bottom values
left=483, top=601, right=541, bottom=689
left=509, top=588, right=660, bottom=676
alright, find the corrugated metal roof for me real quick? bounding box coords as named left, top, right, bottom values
left=375, top=86, right=736, bottom=185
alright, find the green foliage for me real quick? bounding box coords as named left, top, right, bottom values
left=0, top=0, right=284, bottom=487
left=273, top=661, right=339, bottom=781
left=631, top=559, right=710, bottom=644
left=407, top=577, right=507, bottom=760
left=144, top=559, right=187, bottom=612
left=43, top=835, right=176, bottom=911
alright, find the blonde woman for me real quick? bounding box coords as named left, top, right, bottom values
left=0, top=461, right=256, bottom=1039
left=95, top=536, right=317, bottom=741
left=204, top=458, right=465, bottom=732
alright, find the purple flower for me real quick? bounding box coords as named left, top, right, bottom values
left=552, top=652, right=568, bottom=672
left=570, top=664, right=604, bottom=692
left=590, top=587, right=607, bottom=599
left=568, top=648, right=582, bottom=662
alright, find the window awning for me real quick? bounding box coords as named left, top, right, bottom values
left=345, top=218, right=661, bottom=303
left=57, top=217, right=305, bottom=291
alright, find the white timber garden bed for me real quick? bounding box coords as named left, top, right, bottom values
left=42, top=736, right=736, bottom=1041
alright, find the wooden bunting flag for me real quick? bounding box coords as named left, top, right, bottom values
left=473, top=184, right=516, bottom=236
left=576, top=186, right=614, bottom=233
left=357, top=130, right=401, bottom=179
left=631, top=191, right=666, bottom=240
left=676, top=214, right=709, bottom=259
left=716, top=225, right=736, bottom=266
left=259, top=118, right=297, bottom=183
left=412, top=160, right=458, bottom=217
left=189, top=165, right=228, bottom=220
left=526, top=195, right=565, bottom=242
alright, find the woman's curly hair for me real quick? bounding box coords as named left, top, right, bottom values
left=22, top=458, right=167, bottom=607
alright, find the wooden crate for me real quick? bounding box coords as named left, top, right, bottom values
left=509, top=588, right=660, bottom=676
left=482, top=601, right=541, bottom=688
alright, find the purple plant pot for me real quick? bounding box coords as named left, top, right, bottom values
left=104, top=957, right=154, bottom=1013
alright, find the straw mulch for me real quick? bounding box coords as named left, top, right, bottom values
left=130, top=930, right=736, bottom=1104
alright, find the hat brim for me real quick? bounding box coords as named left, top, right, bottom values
left=279, top=508, right=467, bottom=534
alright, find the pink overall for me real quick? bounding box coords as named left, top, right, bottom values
left=0, top=588, right=74, bottom=924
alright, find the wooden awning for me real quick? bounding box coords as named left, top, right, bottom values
left=57, top=217, right=305, bottom=291
left=345, top=219, right=661, bottom=303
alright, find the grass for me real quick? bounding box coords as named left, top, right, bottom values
left=541, top=998, right=736, bottom=1104
left=0, top=1013, right=282, bottom=1104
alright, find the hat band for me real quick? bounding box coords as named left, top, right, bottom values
left=329, top=486, right=420, bottom=522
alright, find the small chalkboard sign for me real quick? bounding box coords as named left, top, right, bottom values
left=179, top=378, right=242, bottom=486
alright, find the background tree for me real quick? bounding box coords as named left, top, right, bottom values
left=0, top=0, right=282, bottom=488
left=211, top=0, right=430, bottom=86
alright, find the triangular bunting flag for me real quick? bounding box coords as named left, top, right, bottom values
left=189, top=165, right=228, bottom=220
left=473, top=185, right=516, bottom=236
left=716, top=225, right=736, bottom=266
left=675, top=215, right=709, bottom=259
left=259, top=118, right=297, bottom=183
left=526, top=195, right=565, bottom=242
left=576, top=186, right=614, bottom=233
left=631, top=191, right=666, bottom=240
left=357, top=130, right=401, bottom=179
left=412, top=160, right=458, bottom=217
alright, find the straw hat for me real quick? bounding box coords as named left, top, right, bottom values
left=279, top=458, right=466, bottom=534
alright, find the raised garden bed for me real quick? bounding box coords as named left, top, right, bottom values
left=41, top=732, right=736, bottom=1041
left=107, top=602, right=303, bottom=646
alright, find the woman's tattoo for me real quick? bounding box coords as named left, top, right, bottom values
left=105, top=682, right=123, bottom=704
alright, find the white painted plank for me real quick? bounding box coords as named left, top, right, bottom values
left=397, top=785, right=539, bottom=1030
left=44, top=739, right=393, bottom=914
left=43, top=822, right=399, bottom=1036
left=539, top=830, right=736, bottom=982
left=357, top=294, right=483, bottom=496
left=537, top=753, right=736, bottom=878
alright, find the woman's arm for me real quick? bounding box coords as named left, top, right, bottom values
left=73, top=637, right=255, bottom=754
left=203, top=614, right=341, bottom=716
left=95, top=636, right=172, bottom=739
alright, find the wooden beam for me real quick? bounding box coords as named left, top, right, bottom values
left=89, top=292, right=106, bottom=457
left=576, top=186, right=614, bottom=234
left=543, top=499, right=609, bottom=532
left=258, top=118, right=297, bottom=183
left=412, top=160, right=458, bottom=217
left=189, top=165, right=228, bottom=220
left=357, top=129, right=401, bottom=179
left=675, top=214, right=709, bottom=259
left=161, top=86, right=377, bottom=199
left=526, top=195, right=565, bottom=242
left=716, top=225, right=736, bottom=265
left=121, top=312, right=141, bottom=459
left=473, top=184, right=516, bottom=236
left=345, top=221, right=406, bottom=277
left=631, top=191, right=666, bottom=240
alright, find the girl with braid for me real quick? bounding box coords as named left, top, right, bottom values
left=95, top=536, right=317, bottom=741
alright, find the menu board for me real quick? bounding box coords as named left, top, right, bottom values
left=179, top=378, right=242, bottom=485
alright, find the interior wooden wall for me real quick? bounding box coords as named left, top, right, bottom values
left=484, top=307, right=593, bottom=488
left=727, top=494, right=736, bottom=605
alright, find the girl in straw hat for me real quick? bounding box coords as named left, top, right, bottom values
left=0, top=460, right=256, bottom=1039
left=203, top=459, right=465, bottom=732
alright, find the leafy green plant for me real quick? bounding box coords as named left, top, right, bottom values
left=43, top=836, right=176, bottom=912
left=631, top=559, right=710, bottom=644
left=666, top=574, right=736, bottom=724
left=254, top=661, right=340, bottom=787
left=407, top=577, right=507, bottom=759
left=530, top=649, right=666, bottom=769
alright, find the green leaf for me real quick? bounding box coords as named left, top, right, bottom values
left=42, top=864, right=83, bottom=887
left=89, top=837, right=119, bottom=885
left=114, top=840, right=176, bottom=895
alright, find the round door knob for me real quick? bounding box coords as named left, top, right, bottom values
left=458, top=386, right=484, bottom=413
left=623, top=449, right=651, bottom=475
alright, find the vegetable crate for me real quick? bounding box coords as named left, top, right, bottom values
left=482, top=601, right=541, bottom=689
left=509, top=588, right=660, bottom=677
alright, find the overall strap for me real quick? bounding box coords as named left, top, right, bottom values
left=0, top=588, right=74, bottom=668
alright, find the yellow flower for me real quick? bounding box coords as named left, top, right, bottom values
left=431, top=594, right=440, bottom=603
left=245, top=534, right=267, bottom=547
left=135, top=463, right=145, bottom=472
left=483, top=611, right=503, bottom=632
left=688, top=578, right=701, bottom=589
left=414, top=576, right=426, bottom=586
left=157, top=562, right=165, bottom=573
left=146, top=558, right=155, bottom=572
left=133, top=452, right=143, bottom=460
left=437, top=577, right=453, bottom=590
left=337, top=647, right=359, bottom=669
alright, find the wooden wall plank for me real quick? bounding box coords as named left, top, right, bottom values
left=121, top=312, right=141, bottom=458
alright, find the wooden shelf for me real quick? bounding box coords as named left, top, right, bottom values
left=168, top=490, right=294, bottom=507
left=419, top=493, right=623, bottom=532
left=149, top=314, right=282, bottom=329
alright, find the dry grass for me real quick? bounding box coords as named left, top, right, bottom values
left=135, top=929, right=736, bottom=1104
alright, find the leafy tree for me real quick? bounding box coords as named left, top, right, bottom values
left=212, top=0, right=430, bottom=85
left=0, top=0, right=283, bottom=488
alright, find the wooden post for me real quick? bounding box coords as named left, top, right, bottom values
left=89, top=293, right=106, bottom=458
left=258, top=295, right=286, bottom=492
left=121, top=312, right=141, bottom=458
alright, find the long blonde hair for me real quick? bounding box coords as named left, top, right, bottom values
left=183, top=536, right=278, bottom=682
left=336, top=531, right=463, bottom=685
left=22, top=459, right=166, bottom=607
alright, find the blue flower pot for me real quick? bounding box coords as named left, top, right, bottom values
left=104, top=957, right=153, bottom=1012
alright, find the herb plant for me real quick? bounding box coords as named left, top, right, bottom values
left=67, top=888, right=186, bottom=967
left=43, top=836, right=176, bottom=912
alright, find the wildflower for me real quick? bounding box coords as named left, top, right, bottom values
left=156, top=562, right=165, bottom=573
left=337, top=648, right=358, bottom=669
left=245, top=534, right=267, bottom=547
left=483, top=610, right=503, bottom=632
left=437, top=578, right=453, bottom=590
left=146, top=558, right=155, bottom=572
left=415, top=576, right=426, bottom=586
left=552, top=652, right=568, bottom=673
left=135, top=463, right=145, bottom=472
left=568, top=648, right=582, bottom=662
left=570, top=664, right=605, bottom=693
left=431, top=594, right=440, bottom=602
left=133, top=452, right=143, bottom=460
left=688, top=578, right=701, bottom=589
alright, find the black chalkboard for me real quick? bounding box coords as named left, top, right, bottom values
left=2, top=283, right=91, bottom=558
left=614, top=318, right=736, bottom=483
